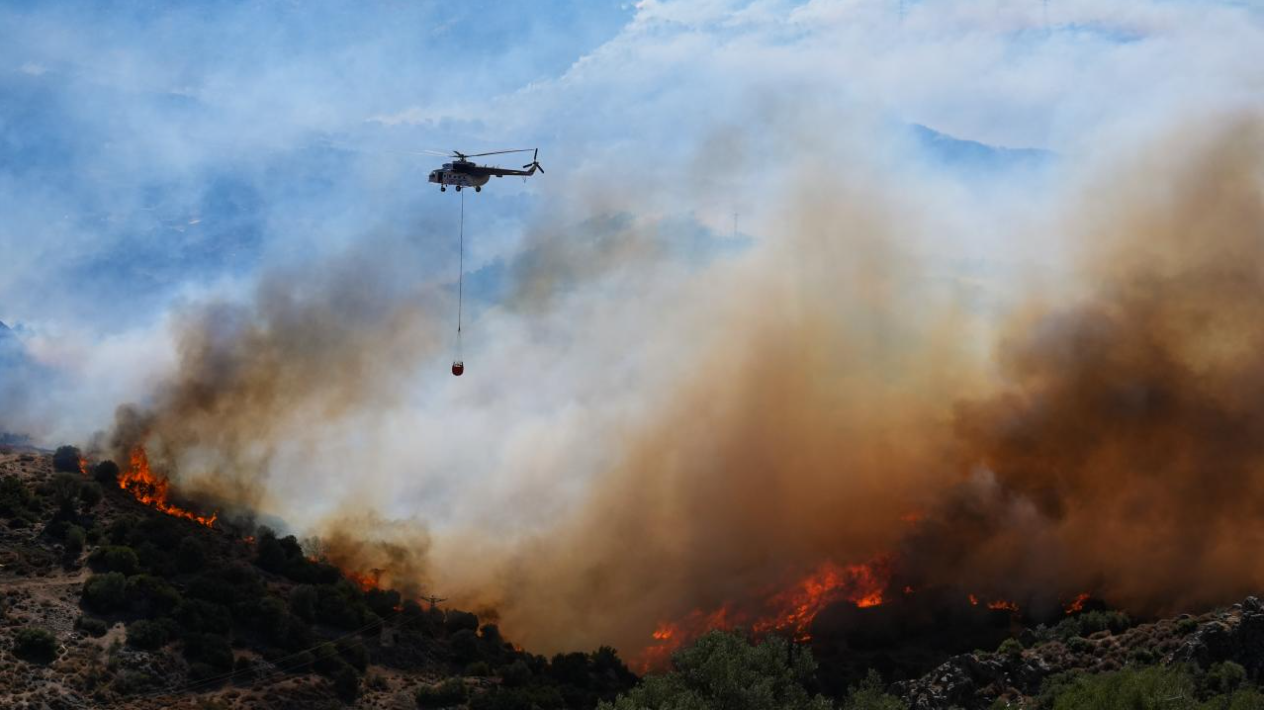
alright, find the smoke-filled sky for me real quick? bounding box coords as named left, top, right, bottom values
left=1, top=0, right=1262, bottom=657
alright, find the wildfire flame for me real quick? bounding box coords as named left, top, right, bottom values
left=636, top=559, right=889, bottom=672
left=118, top=447, right=218, bottom=527
left=77, top=457, right=89, bottom=476
left=987, top=600, right=1019, bottom=612
left=1064, top=592, right=1092, bottom=615
left=347, top=569, right=383, bottom=592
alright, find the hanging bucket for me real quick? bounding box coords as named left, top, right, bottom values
left=451, top=361, right=464, bottom=376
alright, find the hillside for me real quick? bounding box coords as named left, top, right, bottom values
left=0, top=446, right=1261, bottom=710
left=0, top=447, right=636, bottom=709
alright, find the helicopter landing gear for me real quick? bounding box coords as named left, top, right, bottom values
left=474, top=186, right=481, bottom=192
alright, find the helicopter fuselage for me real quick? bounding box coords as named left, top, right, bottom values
left=428, top=158, right=538, bottom=191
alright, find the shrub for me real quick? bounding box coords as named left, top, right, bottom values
left=254, top=529, right=286, bottom=572
left=331, top=662, right=360, bottom=703
left=78, top=481, right=103, bottom=508
left=0, top=475, right=33, bottom=516
left=76, top=616, right=109, bottom=638
left=470, top=686, right=568, bottom=710
left=177, top=536, right=205, bottom=573
left=174, top=599, right=233, bottom=634
left=89, top=545, right=139, bottom=575
left=417, top=678, right=468, bottom=708
left=997, top=637, right=1024, bottom=658
left=93, top=460, right=120, bottom=485
left=15, top=626, right=58, bottom=663
left=842, top=670, right=905, bottom=710
left=315, top=583, right=366, bottom=629
left=1203, top=662, right=1248, bottom=697
left=183, top=632, right=234, bottom=671
left=126, top=574, right=183, bottom=616
left=337, top=637, right=368, bottom=672
left=289, top=584, right=318, bottom=622
left=451, top=628, right=481, bottom=663
left=50, top=472, right=81, bottom=512
left=52, top=445, right=82, bottom=473
left=598, top=631, right=833, bottom=710
left=313, top=644, right=346, bottom=676
left=127, top=619, right=171, bottom=650
left=465, top=661, right=493, bottom=676
left=500, top=659, right=532, bottom=687
left=64, top=525, right=87, bottom=555
left=445, top=610, right=480, bottom=634
left=113, top=669, right=157, bottom=694
left=1066, top=637, right=1093, bottom=654
left=83, top=572, right=128, bottom=612
left=480, top=624, right=503, bottom=645
left=1077, top=610, right=1132, bottom=637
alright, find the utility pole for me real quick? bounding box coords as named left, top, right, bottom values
left=421, top=594, right=448, bottom=612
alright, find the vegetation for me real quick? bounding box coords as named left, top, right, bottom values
left=2, top=454, right=1259, bottom=710
left=599, top=631, right=833, bottom=710
left=51, top=445, right=82, bottom=473
left=15, top=626, right=59, bottom=663
left=1037, top=663, right=1262, bottom=710
left=841, top=671, right=906, bottom=710
left=93, top=459, right=120, bottom=485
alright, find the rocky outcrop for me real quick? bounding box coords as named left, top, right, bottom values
left=895, top=597, right=1263, bottom=710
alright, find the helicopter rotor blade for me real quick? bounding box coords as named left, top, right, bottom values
left=464, top=148, right=535, bottom=158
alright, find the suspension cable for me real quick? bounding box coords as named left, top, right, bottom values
left=457, top=189, right=464, bottom=356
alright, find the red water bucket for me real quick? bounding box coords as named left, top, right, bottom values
left=451, top=361, right=464, bottom=376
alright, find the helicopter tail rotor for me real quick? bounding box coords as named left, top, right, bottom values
left=522, top=149, right=544, bottom=174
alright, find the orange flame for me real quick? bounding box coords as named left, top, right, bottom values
left=968, top=593, right=979, bottom=606
left=78, top=457, right=89, bottom=476
left=1064, top=592, right=1092, bottom=615
left=636, top=559, right=889, bottom=672
left=987, top=600, right=1019, bottom=612
left=347, top=569, right=382, bottom=592
left=118, top=447, right=218, bottom=527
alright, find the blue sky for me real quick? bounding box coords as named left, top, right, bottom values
left=0, top=0, right=1259, bottom=448
left=2, top=0, right=1259, bottom=339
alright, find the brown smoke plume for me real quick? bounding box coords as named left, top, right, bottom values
left=107, top=237, right=447, bottom=514
left=458, top=112, right=1262, bottom=655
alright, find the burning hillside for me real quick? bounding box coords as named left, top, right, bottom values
left=117, top=447, right=218, bottom=527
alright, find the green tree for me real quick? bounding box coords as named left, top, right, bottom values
left=15, top=626, right=58, bottom=664
left=93, top=460, right=120, bottom=485
left=52, top=445, right=82, bottom=473
left=64, top=525, right=86, bottom=555
left=176, top=536, right=205, bottom=573
left=1049, top=665, right=1263, bottom=710
left=50, top=472, right=81, bottom=513
left=289, top=584, right=318, bottom=622
left=78, top=481, right=103, bottom=508
left=82, top=572, right=128, bottom=612
left=842, top=670, right=904, bottom=710
left=598, top=631, right=832, bottom=710
left=126, top=619, right=172, bottom=650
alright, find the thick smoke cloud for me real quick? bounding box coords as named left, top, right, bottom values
left=452, top=113, right=1262, bottom=656
left=917, top=115, right=1264, bottom=614
left=103, top=109, right=1261, bottom=662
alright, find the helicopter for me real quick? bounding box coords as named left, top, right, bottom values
left=427, top=148, right=544, bottom=192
